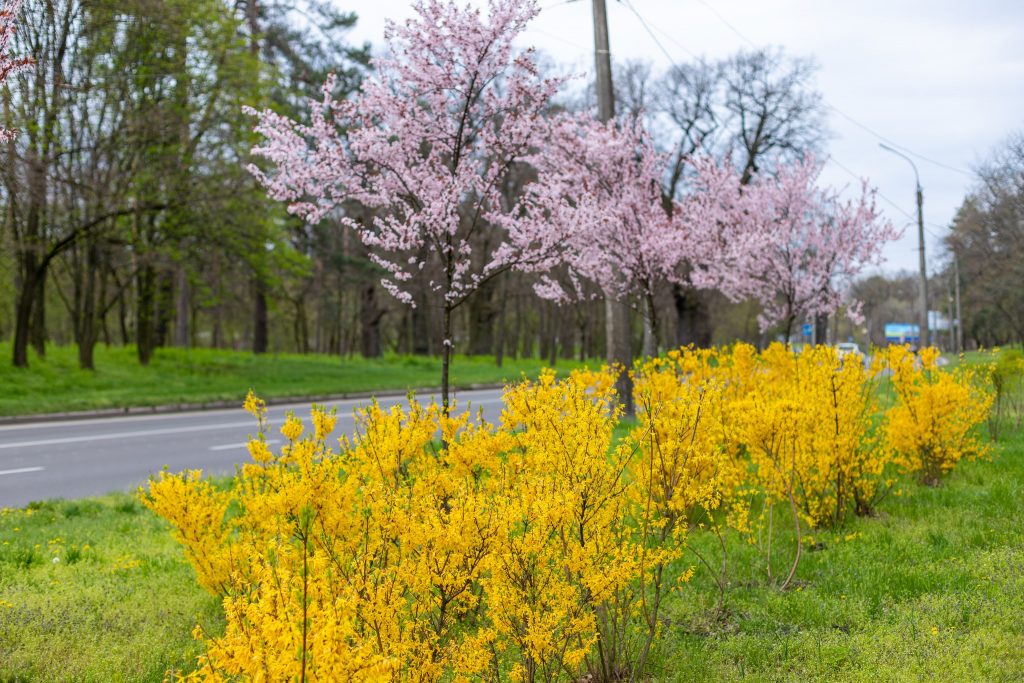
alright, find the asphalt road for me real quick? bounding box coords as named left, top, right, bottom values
left=0, top=387, right=506, bottom=508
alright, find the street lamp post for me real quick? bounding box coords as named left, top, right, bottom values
left=880, top=143, right=929, bottom=348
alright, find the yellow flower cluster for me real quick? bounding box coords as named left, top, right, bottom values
left=144, top=377, right=683, bottom=682
left=634, top=344, right=889, bottom=531
left=634, top=344, right=992, bottom=530
left=144, top=345, right=992, bottom=680
left=881, top=345, right=993, bottom=484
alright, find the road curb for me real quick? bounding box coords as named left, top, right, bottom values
left=0, top=382, right=508, bottom=426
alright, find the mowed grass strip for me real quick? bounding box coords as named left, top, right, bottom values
left=0, top=343, right=588, bottom=417
left=0, top=495, right=220, bottom=682
left=650, top=429, right=1024, bottom=682
left=1, top=430, right=1021, bottom=682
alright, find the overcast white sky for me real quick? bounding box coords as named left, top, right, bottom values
left=339, top=0, right=1024, bottom=274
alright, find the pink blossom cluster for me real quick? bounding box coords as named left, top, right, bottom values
left=246, top=0, right=568, bottom=308
left=0, top=0, right=32, bottom=143
left=524, top=114, right=680, bottom=303
left=721, top=157, right=901, bottom=332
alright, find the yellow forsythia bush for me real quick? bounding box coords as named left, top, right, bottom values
left=145, top=345, right=994, bottom=680
left=633, top=344, right=891, bottom=530
left=881, top=345, right=994, bottom=484
left=144, top=371, right=689, bottom=682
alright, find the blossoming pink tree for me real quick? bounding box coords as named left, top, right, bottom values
left=0, top=0, right=32, bottom=143
left=246, top=0, right=570, bottom=410
left=720, top=156, right=900, bottom=340
left=527, top=114, right=687, bottom=354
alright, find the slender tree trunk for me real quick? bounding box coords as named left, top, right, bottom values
left=642, top=291, right=659, bottom=358
left=495, top=278, right=508, bottom=368
left=673, top=284, right=712, bottom=347
left=174, top=263, right=189, bottom=348
left=412, top=291, right=431, bottom=356
left=294, top=299, right=309, bottom=353
left=538, top=303, right=550, bottom=362
left=253, top=278, right=268, bottom=354
left=118, top=284, right=129, bottom=346
left=153, top=271, right=173, bottom=349
left=783, top=314, right=795, bottom=345
left=441, top=302, right=453, bottom=413
left=814, top=314, right=827, bottom=347
left=30, top=277, right=46, bottom=358
left=468, top=278, right=497, bottom=356
left=136, top=264, right=156, bottom=366
left=12, top=263, right=40, bottom=367
left=359, top=282, right=383, bottom=358
left=559, top=303, right=576, bottom=360
left=606, top=294, right=634, bottom=415
left=547, top=304, right=558, bottom=367
left=77, top=241, right=99, bottom=370
left=511, top=291, right=521, bottom=361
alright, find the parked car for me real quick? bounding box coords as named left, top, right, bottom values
left=836, top=342, right=868, bottom=367
left=836, top=342, right=863, bottom=358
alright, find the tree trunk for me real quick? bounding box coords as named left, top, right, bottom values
left=359, top=282, right=383, bottom=358
left=511, top=291, right=522, bottom=360
left=782, top=314, right=796, bottom=345
left=136, top=264, right=156, bottom=366
left=174, top=263, right=190, bottom=348
left=814, top=314, right=827, bottom=347
left=559, top=303, right=576, bottom=360
left=538, top=303, right=552, bottom=363
left=154, top=271, right=173, bottom=349
left=642, top=289, right=663, bottom=358
left=253, top=278, right=268, bottom=354
left=606, top=294, right=634, bottom=416
left=468, top=278, right=497, bottom=356
left=441, top=303, right=453, bottom=413
left=30, top=277, right=46, bottom=358
left=547, top=303, right=558, bottom=367
left=12, top=262, right=41, bottom=367
left=294, top=299, right=309, bottom=353
left=673, top=284, right=712, bottom=348
left=118, top=283, right=129, bottom=346
left=412, top=291, right=431, bottom=356
left=77, top=242, right=99, bottom=370
left=495, top=278, right=508, bottom=368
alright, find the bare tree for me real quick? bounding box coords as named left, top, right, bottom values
left=720, top=48, right=828, bottom=184
left=947, top=132, right=1024, bottom=346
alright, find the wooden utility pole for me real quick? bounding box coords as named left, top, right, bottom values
left=592, top=0, right=634, bottom=414
left=954, top=253, right=963, bottom=353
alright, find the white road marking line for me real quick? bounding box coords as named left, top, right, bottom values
left=210, top=439, right=281, bottom=452
left=0, top=390, right=503, bottom=432
left=0, top=421, right=254, bottom=449
left=0, top=466, right=44, bottom=476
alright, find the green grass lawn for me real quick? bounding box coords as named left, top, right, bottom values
left=0, top=343, right=588, bottom=417
left=2, top=428, right=1021, bottom=681
left=0, top=495, right=221, bottom=681
left=650, top=430, right=1024, bottom=681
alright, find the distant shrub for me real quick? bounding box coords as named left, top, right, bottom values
left=882, top=346, right=994, bottom=485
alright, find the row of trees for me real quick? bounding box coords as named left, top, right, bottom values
left=0, top=0, right=373, bottom=368
left=945, top=132, right=1024, bottom=347
left=247, top=0, right=895, bottom=407
left=2, top=0, right=895, bottom=393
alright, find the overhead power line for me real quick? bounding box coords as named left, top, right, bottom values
left=619, top=0, right=697, bottom=63
left=611, top=0, right=974, bottom=180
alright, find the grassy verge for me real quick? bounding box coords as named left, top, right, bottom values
left=2, top=429, right=1021, bottom=681
left=0, top=494, right=220, bottom=682
left=652, top=430, right=1024, bottom=681
left=0, top=343, right=588, bottom=417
